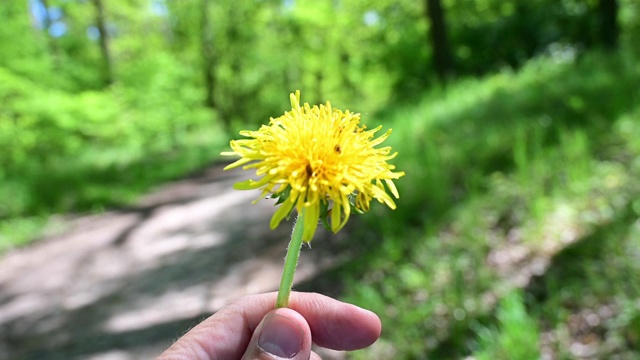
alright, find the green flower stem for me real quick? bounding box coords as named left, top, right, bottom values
left=276, top=209, right=306, bottom=308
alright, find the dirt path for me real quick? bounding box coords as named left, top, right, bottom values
left=0, top=164, right=344, bottom=360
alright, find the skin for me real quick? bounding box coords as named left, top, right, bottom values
left=157, top=292, right=382, bottom=360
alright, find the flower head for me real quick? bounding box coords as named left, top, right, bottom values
left=222, top=91, right=404, bottom=242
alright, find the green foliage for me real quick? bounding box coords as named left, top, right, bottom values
left=0, top=64, right=224, bottom=251
left=0, top=2, right=54, bottom=84
left=620, top=0, right=640, bottom=52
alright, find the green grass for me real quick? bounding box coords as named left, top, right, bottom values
left=472, top=291, right=541, bottom=360
left=341, top=49, right=640, bottom=359
left=0, top=128, right=227, bottom=251
left=527, top=203, right=640, bottom=359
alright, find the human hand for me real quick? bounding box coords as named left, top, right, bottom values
left=157, top=291, right=381, bottom=360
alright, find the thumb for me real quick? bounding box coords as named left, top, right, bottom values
left=241, top=308, right=313, bottom=360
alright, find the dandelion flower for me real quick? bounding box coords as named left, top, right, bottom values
left=222, top=91, right=404, bottom=242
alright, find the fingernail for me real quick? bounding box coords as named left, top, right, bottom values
left=257, top=313, right=304, bottom=358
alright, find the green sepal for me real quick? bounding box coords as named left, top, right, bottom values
left=348, top=194, right=365, bottom=214
left=271, top=186, right=291, bottom=205
left=319, top=200, right=331, bottom=231
left=270, top=198, right=296, bottom=229
left=267, top=187, right=295, bottom=222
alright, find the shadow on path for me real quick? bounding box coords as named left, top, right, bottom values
left=0, top=163, right=353, bottom=360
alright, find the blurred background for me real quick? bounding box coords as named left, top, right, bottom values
left=1, top=0, right=640, bottom=358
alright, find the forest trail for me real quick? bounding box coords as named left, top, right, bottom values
left=0, top=163, right=345, bottom=360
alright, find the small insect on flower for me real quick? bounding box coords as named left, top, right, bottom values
left=222, top=91, right=405, bottom=242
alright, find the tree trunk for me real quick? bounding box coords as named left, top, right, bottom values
left=425, top=0, right=453, bottom=83
left=92, top=0, right=114, bottom=86
left=200, top=0, right=216, bottom=110
left=598, top=0, right=619, bottom=49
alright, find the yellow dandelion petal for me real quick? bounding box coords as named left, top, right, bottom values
left=233, top=175, right=273, bottom=190
left=221, top=91, right=405, bottom=242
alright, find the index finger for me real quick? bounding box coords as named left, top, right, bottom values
left=158, top=291, right=381, bottom=360
left=286, top=292, right=382, bottom=350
